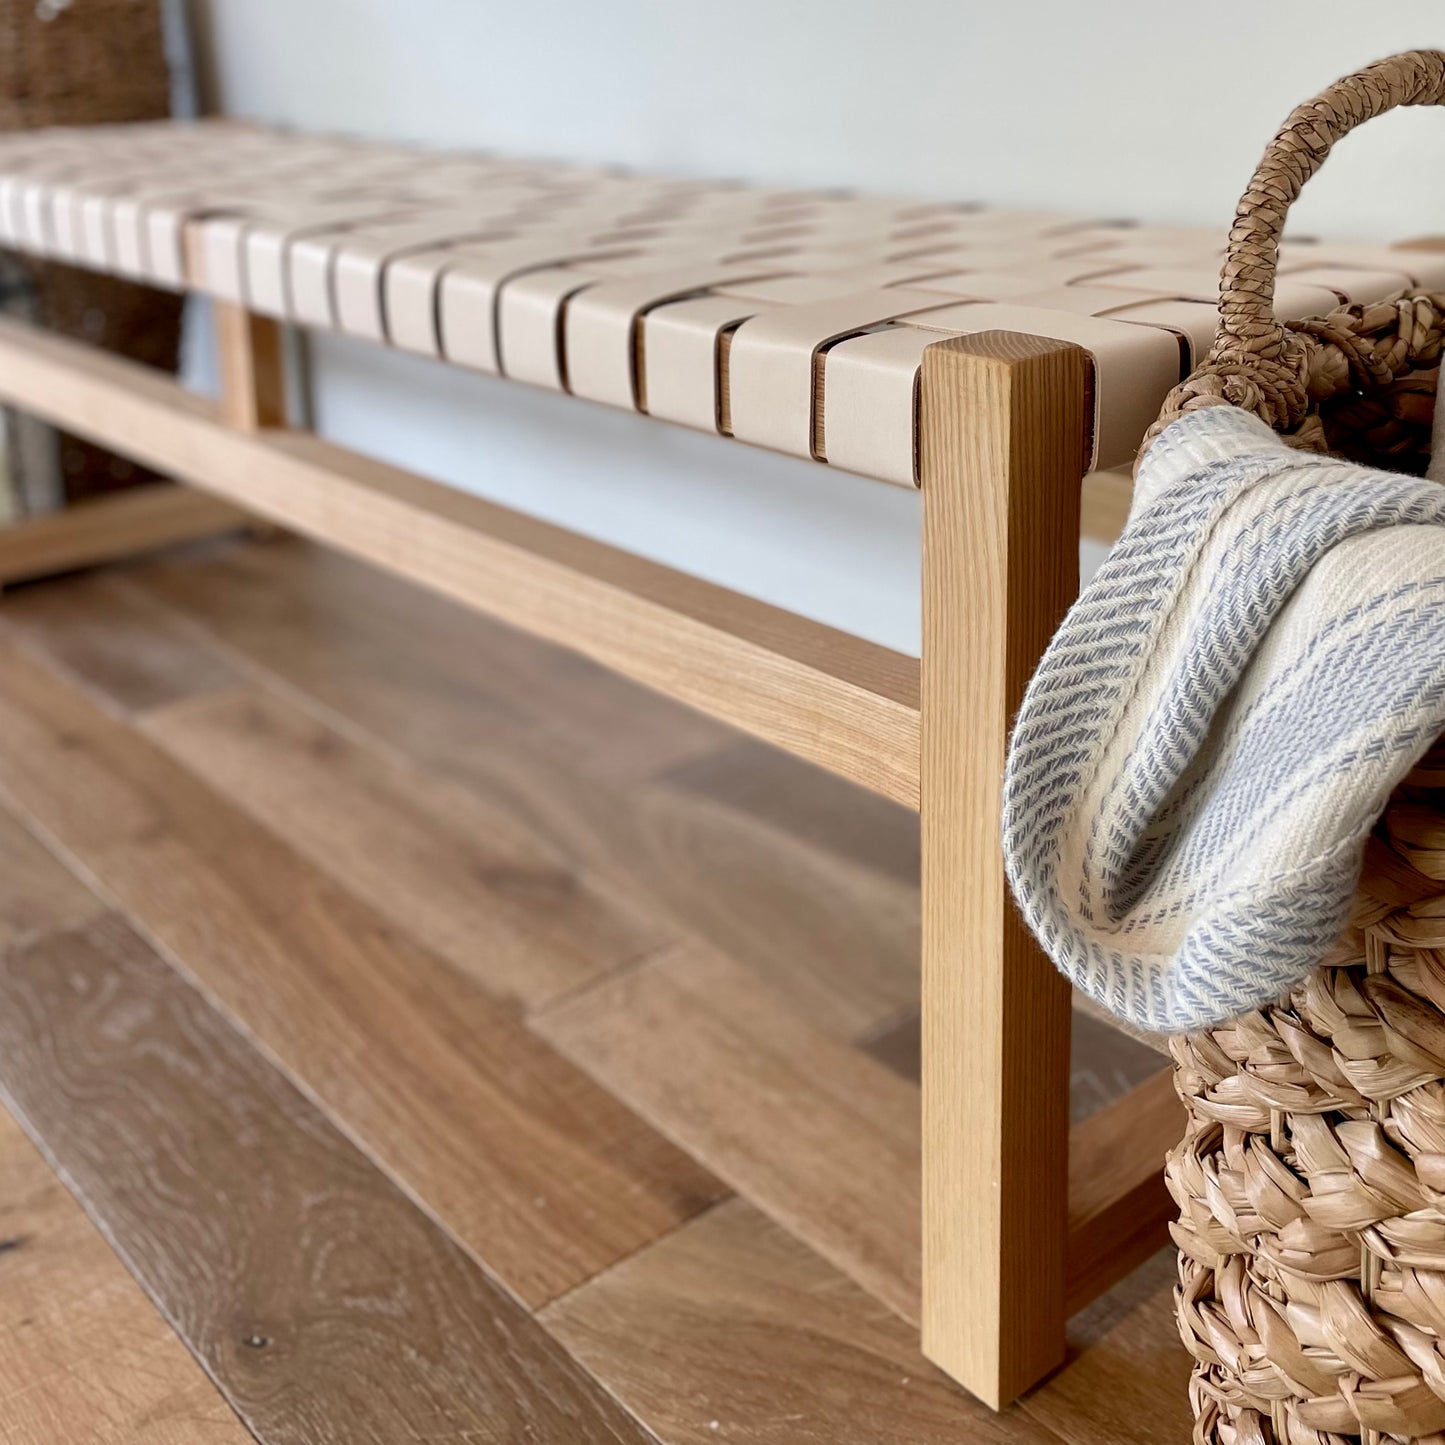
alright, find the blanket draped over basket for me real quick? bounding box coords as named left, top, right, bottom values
left=999, top=46, right=1445, bottom=1445
left=1003, top=402, right=1445, bottom=1033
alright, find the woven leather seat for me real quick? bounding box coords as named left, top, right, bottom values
left=2, top=118, right=1440, bottom=485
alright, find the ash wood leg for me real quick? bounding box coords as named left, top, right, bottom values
left=214, top=301, right=288, bottom=432
left=213, top=300, right=287, bottom=543
left=919, top=332, right=1089, bottom=1409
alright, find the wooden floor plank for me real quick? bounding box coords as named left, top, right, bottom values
left=655, top=737, right=919, bottom=890
left=0, top=636, right=723, bottom=1307
left=121, top=536, right=731, bottom=784
left=1020, top=1250, right=1193, bottom=1445
left=0, top=543, right=1191, bottom=1438
left=143, top=683, right=669, bottom=1011
left=0, top=1105, right=253, bottom=1445
left=0, top=805, right=100, bottom=948
left=0, top=571, right=241, bottom=717
left=534, top=942, right=922, bottom=1321
left=542, top=1198, right=1062, bottom=1445
left=635, top=745, right=921, bottom=1040
left=0, top=914, right=657, bottom=1445
left=123, top=542, right=922, bottom=1040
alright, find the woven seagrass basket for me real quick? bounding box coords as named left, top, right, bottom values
left=1148, top=50, right=1445, bottom=1445
left=0, top=0, right=170, bottom=132
left=0, top=0, right=180, bottom=509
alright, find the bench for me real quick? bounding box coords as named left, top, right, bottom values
left=2, top=117, right=1440, bottom=1409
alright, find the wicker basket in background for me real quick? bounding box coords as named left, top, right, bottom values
left=0, top=0, right=170, bottom=130
left=1150, top=50, right=1445, bottom=1445
left=0, top=0, right=182, bottom=516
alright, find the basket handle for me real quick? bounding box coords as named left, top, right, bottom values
left=1148, top=50, right=1445, bottom=448
left=1221, top=50, right=1445, bottom=359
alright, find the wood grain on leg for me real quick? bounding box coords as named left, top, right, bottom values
left=0, top=914, right=656, bottom=1445
left=919, top=333, right=1089, bottom=1407
left=861, top=997, right=1167, bottom=1129
left=214, top=301, right=287, bottom=432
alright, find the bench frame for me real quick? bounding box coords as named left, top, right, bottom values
left=0, top=281, right=1180, bottom=1408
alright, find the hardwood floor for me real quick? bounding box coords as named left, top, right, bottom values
left=0, top=532, right=1190, bottom=1443
left=0, top=915, right=653, bottom=1445
left=0, top=1107, right=253, bottom=1445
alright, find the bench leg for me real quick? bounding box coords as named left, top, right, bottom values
left=919, top=332, right=1090, bottom=1409
left=214, top=300, right=288, bottom=433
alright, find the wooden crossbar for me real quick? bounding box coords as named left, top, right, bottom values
left=1065, top=1067, right=1181, bottom=1316
left=0, top=314, right=921, bottom=808
left=0, top=482, right=250, bottom=587
left=0, top=306, right=1177, bottom=1412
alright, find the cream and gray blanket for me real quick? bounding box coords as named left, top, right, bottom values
left=1003, top=404, right=1445, bottom=1033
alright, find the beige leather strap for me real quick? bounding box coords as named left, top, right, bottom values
left=0, top=116, right=1430, bottom=490
left=564, top=262, right=789, bottom=408
left=639, top=293, right=764, bottom=431
left=436, top=237, right=640, bottom=373
left=903, top=301, right=1182, bottom=468
left=1090, top=266, right=1346, bottom=322
left=820, top=325, right=934, bottom=486
left=1280, top=264, right=1417, bottom=303
left=727, top=286, right=967, bottom=457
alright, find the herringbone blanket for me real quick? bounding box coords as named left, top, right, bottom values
left=1003, top=403, right=1445, bottom=1032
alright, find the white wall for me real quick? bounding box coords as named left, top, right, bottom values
left=185, top=0, right=1445, bottom=654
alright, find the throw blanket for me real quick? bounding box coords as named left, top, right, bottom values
left=1003, top=403, right=1445, bottom=1033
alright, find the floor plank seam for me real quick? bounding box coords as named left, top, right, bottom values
left=0, top=892, right=109, bottom=960
left=107, top=565, right=449, bottom=761
left=534, top=1193, right=737, bottom=1323
left=851, top=1000, right=921, bottom=1051
left=0, top=1094, right=269, bottom=1445
left=0, top=610, right=148, bottom=726
left=526, top=938, right=693, bottom=1026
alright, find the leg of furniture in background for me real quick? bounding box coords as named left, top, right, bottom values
left=212, top=300, right=288, bottom=542
left=214, top=300, right=288, bottom=433
left=918, top=332, right=1090, bottom=1409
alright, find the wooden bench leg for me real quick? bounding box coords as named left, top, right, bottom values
left=214, top=300, right=288, bottom=433
left=919, top=332, right=1090, bottom=1409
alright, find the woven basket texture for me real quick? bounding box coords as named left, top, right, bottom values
left=0, top=0, right=180, bottom=504
left=1153, top=50, right=1445, bottom=1445
left=0, top=0, right=170, bottom=130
